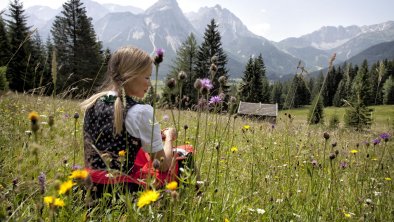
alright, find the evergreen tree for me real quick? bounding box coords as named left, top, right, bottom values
left=161, top=33, right=198, bottom=108
left=351, top=60, right=372, bottom=105
left=344, top=99, right=373, bottom=131
left=238, top=57, right=255, bottom=102
left=5, top=0, right=36, bottom=92
left=284, top=74, right=311, bottom=108
left=382, top=76, right=394, bottom=104
left=194, top=19, right=230, bottom=97
left=308, top=94, right=324, bottom=124
left=0, top=15, right=10, bottom=66
left=311, top=71, right=324, bottom=99
left=322, top=66, right=342, bottom=106
left=333, top=64, right=351, bottom=107
left=0, top=66, right=8, bottom=91
left=270, top=81, right=283, bottom=108
left=256, top=54, right=270, bottom=103
left=51, top=0, right=104, bottom=96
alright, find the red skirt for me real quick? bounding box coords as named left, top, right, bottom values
left=85, top=145, right=193, bottom=188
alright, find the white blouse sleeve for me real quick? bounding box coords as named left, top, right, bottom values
left=125, top=104, right=163, bottom=153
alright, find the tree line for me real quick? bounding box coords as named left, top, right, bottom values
left=1, top=0, right=393, bottom=119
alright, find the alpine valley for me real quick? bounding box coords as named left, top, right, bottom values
left=13, top=0, right=394, bottom=80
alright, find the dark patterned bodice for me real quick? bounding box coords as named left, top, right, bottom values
left=83, top=95, right=142, bottom=174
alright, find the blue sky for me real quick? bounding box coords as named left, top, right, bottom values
left=1, top=0, right=393, bottom=41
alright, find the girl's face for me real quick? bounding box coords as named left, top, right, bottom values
left=125, top=65, right=152, bottom=98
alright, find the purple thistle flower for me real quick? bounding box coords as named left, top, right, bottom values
left=340, top=161, right=348, bottom=169
left=154, top=48, right=164, bottom=65
left=72, top=165, right=83, bottom=170
left=209, top=95, right=223, bottom=105
left=200, top=78, right=213, bottom=90
left=379, top=133, right=391, bottom=142
left=372, top=138, right=381, bottom=146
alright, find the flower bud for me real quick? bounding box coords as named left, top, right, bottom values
left=177, top=71, right=187, bottom=81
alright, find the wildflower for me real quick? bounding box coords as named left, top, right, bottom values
left=166, top=78, right=176, bottom=89
left=72, top=165, right=82, bottom=170
left=211, top=55, right=218, bottom=64
left=224, top=218, right=230, bottom=222
left=384, top=177, right=392, bottom=181
left=209, top=95, right=223, bottom=105
left=372, top=138, right=380, bottom=146
left=154, top=48, right=164, bottom=65
left=210, top=63, right=218, bottom=77
left=43, top=196, right=55, bottom=206
left=350, top=149, right=358, bottom=154
left=311, top=160, right=318, bottom=168
left=344, top=213, right=351, bottom=218
left=73, top=112, right=79, bottom=119
left=178, top=71, right=187, bottom=81
left=28, top=111, right=39, bottom=123
left=165, top=181, right=178, bottom=191
left=340, top=161, right=348, bottom=169
left=243, top=125, right=250, bottom=130
left=38, top=172, right=46, bottom=194
left=194, top=78, right=202, bottom=90
left=185, top=141, right=190, bottom=144
left=230, top=146, right=238, bottom=153
left=137, top=190, right=160, bottom=208
left=54, top=198, right=65, bottom=207
left=229, top=96, right=237, bottom=104
left=329, top=153, right=336, bottom=160
left=69, top=169, right=89, bottom=180
left=331, top=142, right=337, bottom=147
left=25, top=131, right=32, bottom=137
left=218, top=75, right=227, bottom=85
left=200, top=78, right=213, bottom=90
left=118, top=150, right=126, bottom=157
left=379, top=133, right=390, bottom=142
left=162, top=114, right=170, bottom=122
left=58, top=180, right=75, bottom=195
left=323, top=132, right=330, bottom=140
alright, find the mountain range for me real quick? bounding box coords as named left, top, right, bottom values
left=5, top=0, right=394, bottom=80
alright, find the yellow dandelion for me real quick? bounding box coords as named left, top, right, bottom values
left=243, top=125, right=250, bottom=130
left=69, top=169, right=89, bottom=180
left=224, top=219, right=230, bottom=222
left=371, top=157, right=378, bottom=161
left=384, top=177, right=392, bottom=181
left=185, top=141, right=191, bottom=145
left=43, top=196, right=55, bottom=206
left=137, top=190, right=160, bottom=208
left=58, top=180, right=75, bottom=195
left=28, top=111, right=39, bottom=122
left=54, top=198, right=65, bottom=207
left=118, top=150, right=126, bottom=157
left=344, top=213, right=351, bottom=218
left=165, top=181, right=178, bottom=191
left=230, top=146, right=238, bottom=153
left=350, top=149, right=358, bottom=154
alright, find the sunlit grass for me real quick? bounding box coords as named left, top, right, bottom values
left=0, top=92, right=393, bottom=221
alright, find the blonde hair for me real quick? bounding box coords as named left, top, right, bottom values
left=81, top=46, right=153, bottom=135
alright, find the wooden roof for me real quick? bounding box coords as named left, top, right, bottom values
left=237, top=101, right=278, bottom=116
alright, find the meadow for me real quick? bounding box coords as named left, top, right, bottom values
left=0, top=92, right=393, bottom=221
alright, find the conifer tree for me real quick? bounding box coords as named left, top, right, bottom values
left=308, top=95, right=324, bottom=124
left=194, top=19, right=230, bottom=97
left=51, top=0, right=104, bottom=96
left=0, top=66, right=8, bottom=91
left=5, top=0, right=36, bottom=92
left=382, top=76, right=394, bottom=105
left=238, top=57, right=254, bottom=102
left=0, top=15, right=10, bottom=66
left=333, top=64, right=351, bottom=107
left=270, top=81, right=283, bottom=108
left=256, top=54, right=270, bottom=103
left=351, top=60, right=372, bottom=105
left=161, top=33, right=198, bottom=108
left=284, top=74, right=311, bottom=108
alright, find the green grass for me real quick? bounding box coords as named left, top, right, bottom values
left=0, top=92, right=393, bottom=221
left=280, top=105, right=394, bottom=131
